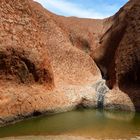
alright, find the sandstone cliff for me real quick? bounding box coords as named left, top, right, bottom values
left=0, top=0, right=101, bottom=125
left=94, top=0, right=140, bottom=111
left=0, top=0, right=139, bottom=126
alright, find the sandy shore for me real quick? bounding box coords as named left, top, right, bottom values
left=0, top=136, right=95, bottom=140
left=0, top=135, right=140, bottom=140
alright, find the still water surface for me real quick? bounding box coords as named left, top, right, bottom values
left=0, top=109, right=140, bottom=139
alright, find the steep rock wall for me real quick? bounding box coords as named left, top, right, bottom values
left=0, top=0, right=102, bottom=126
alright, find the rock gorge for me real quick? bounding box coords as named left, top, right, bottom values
left=0, top=0, right=140, bottom=126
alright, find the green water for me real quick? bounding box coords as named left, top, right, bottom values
left=0, top=109, right=140, bottom=139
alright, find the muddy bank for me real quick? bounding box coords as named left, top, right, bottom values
left=0, top=135, right=140, bottom=140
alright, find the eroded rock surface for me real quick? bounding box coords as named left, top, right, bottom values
left=0, top=0, right=102, bottom=126
left=97, top=0, right=140, bottom=111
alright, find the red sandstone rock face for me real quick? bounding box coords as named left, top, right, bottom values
left=48, top=0, right=140, bottom=111
left=30, top=1, right=101, bottom=86
left=0, top=0, right=102, bottom=125
left=0, top=0, right=54, bottom=87
left=93, top=0, right=140, bottom=111
left=32, top=0, right=140, bottom=111
left=0, top=0, right=140, bottom=125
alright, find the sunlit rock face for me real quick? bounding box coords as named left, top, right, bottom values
left=0, top=0, right=54, bottom=86
left=51, top=0, right=140, bottom=111
left=0, top=0, right=101, bottom=125
left=0, top=0, right=56, bottom=125
left=0, top=0, right=139, bottom=126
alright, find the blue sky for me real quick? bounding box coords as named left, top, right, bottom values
left=34, top=0, right=128, bottom=19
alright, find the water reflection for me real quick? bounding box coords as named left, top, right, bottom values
left=104, top=110, right=135, bottom=121
left=0, top=109, right=140, bottom=138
